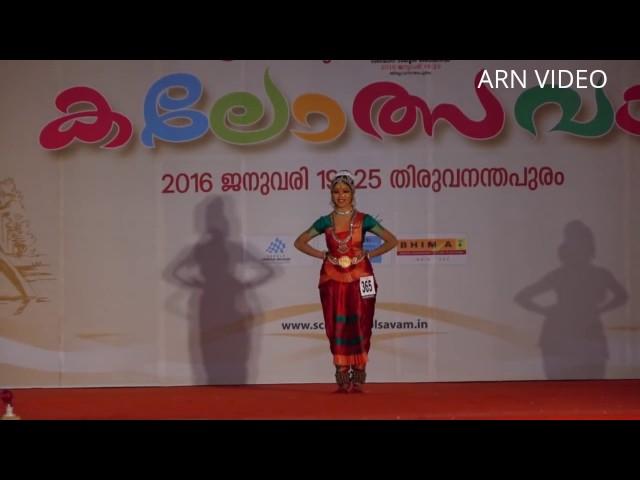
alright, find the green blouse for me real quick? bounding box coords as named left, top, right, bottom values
left=309, top=213, right=383, bottom=237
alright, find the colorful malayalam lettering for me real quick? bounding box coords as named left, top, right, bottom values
left=514, top=84, right=614, bottom=137
left=141, top=73, right=210, bottom=147
left=39, top=87, right=133, bottom=150
left=352, top=71, right=504, bottom=140
left=38, top=68, right=640, bottom=151
left=616, top=85, right=640, bottom=135
left=209, top=69, right=290, bottom=145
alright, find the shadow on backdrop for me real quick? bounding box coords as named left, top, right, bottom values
left=514, top=220, right=628, bottom=380
left=164, top=195, right=277, bottom=385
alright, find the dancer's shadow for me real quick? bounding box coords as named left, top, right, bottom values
left=164, top=196, right=277, bottom=385
left=514, top=220, right=628, bottom=380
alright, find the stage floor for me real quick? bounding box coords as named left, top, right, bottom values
left=4, top=379, right=640, bottom=420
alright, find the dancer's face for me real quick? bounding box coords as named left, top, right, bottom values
left=332, top=182, right=353, bottom=209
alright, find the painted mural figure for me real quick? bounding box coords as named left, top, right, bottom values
left=294, top=170, right=398, bottom=392
left=0, top=178, right=36, bottom=314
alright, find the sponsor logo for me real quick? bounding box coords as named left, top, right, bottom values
left=398, top=238, right=466, bottom=255
left=396, top=235, right=467, bottom=264
left=262, top=237, right=290, bottom=262
left=266, top=237, right=286, bottom=255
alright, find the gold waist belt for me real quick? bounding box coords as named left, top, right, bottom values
left=327, top=254, right=366, bottom=269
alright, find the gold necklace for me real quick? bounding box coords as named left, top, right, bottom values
left=330, top=211, right=355, bottom=253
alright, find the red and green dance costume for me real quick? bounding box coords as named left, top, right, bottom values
left=311, top=212, right=382, bottom=368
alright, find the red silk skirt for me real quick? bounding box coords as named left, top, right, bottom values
left=319, top=279, right=377, bottom=367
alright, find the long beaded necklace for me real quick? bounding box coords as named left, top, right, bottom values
left=330, top=210, right=356, bottom=254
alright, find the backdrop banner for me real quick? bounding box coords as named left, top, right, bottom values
left=1, top=60, right=638, bottom=386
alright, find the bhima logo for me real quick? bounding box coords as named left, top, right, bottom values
left=398, top=238, right=467, bottom=255
left=266, top=238, right=286, bottom=255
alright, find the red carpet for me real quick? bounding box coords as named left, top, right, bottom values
left=3, top=379, right=640, bottom=420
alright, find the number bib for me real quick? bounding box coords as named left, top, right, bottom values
left=359, top=275, right=376, bottom=298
